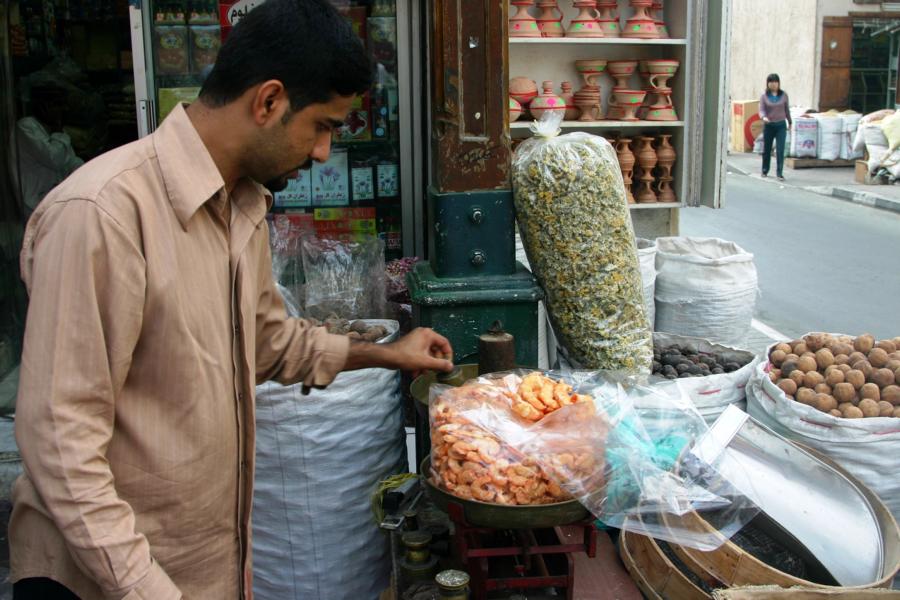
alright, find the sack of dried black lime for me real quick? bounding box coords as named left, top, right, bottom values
left=512, top=113, right=653, bottom=373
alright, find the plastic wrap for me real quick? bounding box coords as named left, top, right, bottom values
left=511, top=113, right=653, bottom=373
left=839, top=112, right=863, bottom=160
left=814, top=113, right=843, bottom=161
left=429, top=370, right=760, bottom=550
left=790, top=117, right=818, bottom=158
left=269, top=214, right=309, bottom=317
left=301, top=235, right=386, bottom=320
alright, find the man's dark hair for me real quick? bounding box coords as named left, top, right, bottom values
left=199, top=0, right=373, bottom=111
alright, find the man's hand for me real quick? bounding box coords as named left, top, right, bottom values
left=343, top=327, right=453, bottom=376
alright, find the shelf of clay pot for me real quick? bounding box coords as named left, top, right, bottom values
left=509, top=38, right=688, bottom=46
left=629, top=202, right=681, bottom=210
left=510, top=120, right=684, bottom=130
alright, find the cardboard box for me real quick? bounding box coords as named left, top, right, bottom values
left=855, top=159, right=868, bottom=184
left=730, top=99, right=761, bottom=153
left=274, top=169, right=312, bottom=208
left=312, top=150, right=350, bottom=206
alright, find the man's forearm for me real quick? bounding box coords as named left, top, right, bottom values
left=344, top=340, right=396, bottom=371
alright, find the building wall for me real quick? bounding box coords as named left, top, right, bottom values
left=728, top=0, right=818, bottom=109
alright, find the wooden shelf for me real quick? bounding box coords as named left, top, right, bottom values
left=629, top=202, right=681, bottom=210
left=511, top=120, right=684, bottom=131
left=510, top=37, right=688, bottom=46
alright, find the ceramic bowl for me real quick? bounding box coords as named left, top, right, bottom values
left=646, top=59, right=680, bottom=75
left=574, top=59, right=608, bottom=75
left=607, top=60, right=638, bottom=76
left=613, top=89, right=647, bottom=106
left=509, top=77, right=538, bottom=106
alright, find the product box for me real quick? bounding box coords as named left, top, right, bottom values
left=274, top=169, right=312, bottom=208
left=377, top=162, right=399, bottom=198
left=730, top=99, right=761, bottom=153
left=312, top=150, right=350, bottom=207
left=154, top=25, right=190, bottom=76
left=218, top=0, right=264, bottom=41
left=351, top=165, right=375, bottom=202
left=190, top=25, right=221, bottom=74
left=158, top=87, right=201, bottom=122
left=367, top=17, right=397, bottom=68
left=334, top=93, right=372, bottom=143
left=314, top=207, right=376, bottom=220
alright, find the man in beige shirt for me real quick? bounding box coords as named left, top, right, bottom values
left=10, top=1, right=453, bottom=598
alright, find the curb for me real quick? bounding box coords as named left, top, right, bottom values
left=727, top=161, right=900, bottom=215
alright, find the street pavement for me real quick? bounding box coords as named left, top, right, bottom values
left=681, top=170, right=900, bottom=341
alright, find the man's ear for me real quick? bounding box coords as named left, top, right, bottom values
left=249, top=80, right=290, bottom=126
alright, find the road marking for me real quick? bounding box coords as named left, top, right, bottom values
left=751, top=318, right=789, bottom=342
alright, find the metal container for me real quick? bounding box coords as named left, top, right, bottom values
left=399, top=531, right=438, bottom=584
left=435, top=569, right=470, bottom=600
left=420, top=457, right=589, bottom=529
left=687, top=406, right=900, bottom=587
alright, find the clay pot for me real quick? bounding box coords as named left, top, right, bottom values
left=510, top=0, right=541, bottom=38
left=595, top=1, right=621, bottom=37
left=510, top=97, right=523, bottom=122
left=559, top=81, right=581, bottom=121
left=574, top=59, right=607, bottom=88
left=607, top=60, right=638, bottom=89
left=637, top=136, right=658, bottom=170
left=612, top=89, right=646, bottom=121
left=623, top=0, right=660, bottom=38
left=536, top=0, right=564, bottom=37
left=657, top=178, right=676, bottom=203
left=510, top=77, right=538, bottom=107
left=652, top=1, right=668, bottom=37
left=529, top=80, right=566, bottom=120
left=567, top=0, right=603, bottom=37
left=655, top=134, right=676, bottom=172
left=616, top=138, right=636, bottom=203
left=573, top=88, right=601, bottom=121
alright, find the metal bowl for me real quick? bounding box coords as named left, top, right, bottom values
left=420, top=457, right=589, bottom=529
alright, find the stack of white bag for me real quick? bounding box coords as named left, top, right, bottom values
left=814, top=112, right=843, bottom=161
left=253, top=320, right=405, bottom=600
left=790, top=115, right=818, bottom=158
left=853, top=109, right=898, bottom=177
left=653, top=237, right=758, bottom=349
left=839, top=111, right=863, bottom=160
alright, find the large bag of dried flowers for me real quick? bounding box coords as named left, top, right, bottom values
left=512, top=114, right=653, bottom=373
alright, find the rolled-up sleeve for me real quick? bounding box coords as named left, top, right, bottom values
left=253, top=241, right=350, bottom=387
left=17, top=199, right=181, bottom=600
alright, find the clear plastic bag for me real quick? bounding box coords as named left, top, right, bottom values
left=269, top=215, right=309, bottom=317
left=301, top=235, right=386, bottom=321
left=512, top=113, right=652, bottom=373
left=428, top=370, right=760, bottom=551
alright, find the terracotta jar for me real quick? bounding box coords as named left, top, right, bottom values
left=655, top=134, right=676, bottom=173
left=623, top=0, right=660, bottom=39
left=559, top=81, right=581, bottom=121
left=652, top=1, right=668, bottom=37
left=510, top=77, right=539, bottom=107
left=595, top=1, right=621, bottom=37
left=567, top=0, right=603, bottom=38
left=657, top=178, right=676, bottom=203
left=509, top=97, right=523, bottom=122
left=529, top=80, right=566, bottom=120
left=510, top=0, right=541, bottom=38
left=615, top=138, right=636, bottom=203
left=536, top=0, right=564, bottom=37
left=635, top=136, right=658, bottom=203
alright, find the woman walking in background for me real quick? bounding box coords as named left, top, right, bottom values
left=759, top=73, right=792, bottom=181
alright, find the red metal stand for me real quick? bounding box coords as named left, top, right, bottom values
left=445, top=502, right=598, bottom=600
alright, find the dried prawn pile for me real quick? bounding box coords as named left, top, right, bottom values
left=429, top=372, right=605, bottom=506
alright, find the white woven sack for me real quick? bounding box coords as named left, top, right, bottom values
left=790, top=118, right=818, bottom=158
left=654, top=237, right=758, bottom=348
left=840, top=113, right=863, bottom=160
left=747, top=340, right=900, bottom=533
left=637, top=238, right=657, bottom=330
left=814, top=114, right=843, bottom=161
left=252, top=320, right=404, bottom=600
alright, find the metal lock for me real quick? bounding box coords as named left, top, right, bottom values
left=469, top=207, right=484, bottom=225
